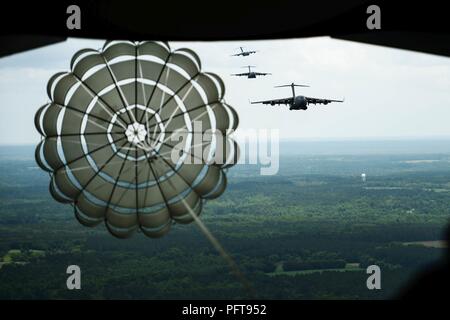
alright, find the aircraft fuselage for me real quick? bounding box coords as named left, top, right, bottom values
left=290, top=95, right=308, bottom=110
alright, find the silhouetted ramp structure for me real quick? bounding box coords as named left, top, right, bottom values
left=1, top=1, right=450, bottom=58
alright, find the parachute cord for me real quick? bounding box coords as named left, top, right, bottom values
left=164, top=179, right=256, bottom=298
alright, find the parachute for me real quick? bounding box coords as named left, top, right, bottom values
left=34, top=40, right=239, bottom=238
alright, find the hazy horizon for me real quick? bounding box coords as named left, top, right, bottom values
left=3, top=138, right=450, bottom=157
left=2, top=135, right=450, bottom=147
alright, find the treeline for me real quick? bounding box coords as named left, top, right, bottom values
left=283, top=259, right=346, bottom=272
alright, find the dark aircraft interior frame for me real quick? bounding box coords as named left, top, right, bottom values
left=0, top=0, right=449, bottom=58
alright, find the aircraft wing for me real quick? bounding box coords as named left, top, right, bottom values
left=231, top=72, right=249, bottom=77
left=255, top=72, right=271, bottom=76
left=251, top=97, right=293, bottom=106
left=305, top=96, right=344, bottom=105
left=231, top=53, right=243, bottom=56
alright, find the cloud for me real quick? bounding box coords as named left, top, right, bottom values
left=1, top=37, right=450, bottom=145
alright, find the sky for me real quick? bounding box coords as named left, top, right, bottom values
left=1, top=37, right=450, bottom=145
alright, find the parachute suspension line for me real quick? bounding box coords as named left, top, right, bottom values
left=90, top=148, right=147, bottom=196
left=135, top=45, right=139, bottom=120
left=160, top=76, right=196, bottom=128
left=101, top=55, right=138, bottom=125
left=143, top=100, right=221, bottom=133
left=72, top=74, right=129, bottom=128
left=136, top=139, right=207, bottom=165
left=139, top=52, right=173, bottom=124
left=141, top=153, right=157, bottom=214
left=157, top=82, right=195, bottom=135
left=142, top=63, right=172, bottom=146
left=50, top=139, right=123, bottom=152
left=53, top=136, right=127, bottom=173
left=74, top=139, right=130, bottom=203
left=144, top=155, right=172, bottom=228
left=168, top=177, right=255, bottom=298
left=135, top=46, right=154, bottom=145
left=102, top=145, right=134, bottom=219
left=134, top=45, right=140, bottom=217
left=156, top=67, right=171, bottom=121
left=58, top=158, right=132, bottom=175
left=157, top=106, right=211, bottom=148
left=67, top=107, right=111, bottom=133
left=54, top=102, right=124, bottom=131
left=145, top=72, right=200, bottom=127
left=155, top=140, right=209, bottom=160
left=45, top=131, right=123, bottom=138
left=134, top=146, right=139, bottom=216
left=146, top=151, right=254, bottom=297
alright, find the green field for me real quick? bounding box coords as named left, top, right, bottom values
left=267, top=263, right=364, bottom=276
left=0, top=143, right=449, bottom=299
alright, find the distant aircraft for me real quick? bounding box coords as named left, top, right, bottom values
left=251, top=82, right=344, bottom=110
left=231, top=47, right=257, bottom=57
left=231, top=66, right=271, bottom=79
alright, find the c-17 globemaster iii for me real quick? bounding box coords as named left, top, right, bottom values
left=231, top=65, right=271, bottom=79
left=231, top=46, right=257, bottom=57
left=251, top=83, right=344, bottom=110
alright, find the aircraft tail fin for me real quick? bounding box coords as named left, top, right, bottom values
left=275, top=83, right=309, bottom=99
left=275, top=83, right=309, bottom=88
left=242, top=65, right=255, bottom=72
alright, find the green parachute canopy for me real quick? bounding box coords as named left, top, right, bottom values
left=35, top=40, right=239, bottom=238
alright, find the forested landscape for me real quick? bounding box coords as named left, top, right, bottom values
left=0, top=142, right=449, bottom=299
